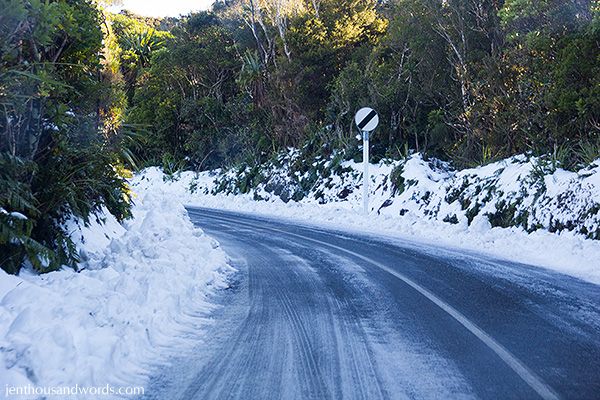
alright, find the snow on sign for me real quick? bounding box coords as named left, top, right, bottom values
left=355, top=107, right=379, bottom=132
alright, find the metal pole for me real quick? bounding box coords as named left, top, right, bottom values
left=363, top=130, right=369, bottom=215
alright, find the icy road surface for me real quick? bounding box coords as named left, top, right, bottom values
left=142, top=208, right=600, bottom=400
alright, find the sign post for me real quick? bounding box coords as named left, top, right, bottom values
left=362, top=130, right=370, bottom=215
left=354, top=107, right=379, bottom=215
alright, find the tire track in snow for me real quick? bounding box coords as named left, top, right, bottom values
left=211, top=214, right=560, bottom=400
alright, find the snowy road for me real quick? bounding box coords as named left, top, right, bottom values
left=144, top=208, right=600, bottom=400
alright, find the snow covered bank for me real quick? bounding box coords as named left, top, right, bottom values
left=131, top=152, right=600, bottom=284
left=0, top=193, right=233, bottom=398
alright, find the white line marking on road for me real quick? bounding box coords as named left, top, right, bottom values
left=202, top=213, right=561, bottom=400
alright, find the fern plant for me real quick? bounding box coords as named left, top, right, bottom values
left=0, top=154, right=59, bottom=274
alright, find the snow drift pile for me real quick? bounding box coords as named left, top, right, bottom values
left=0, top=192, right=233, bottom=397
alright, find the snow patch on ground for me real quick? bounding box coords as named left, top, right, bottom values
left=0, top=192, right=233, bottom=398
left=130, top=154, right=600, bottom=285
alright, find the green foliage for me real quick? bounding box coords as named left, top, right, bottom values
left=106, top=12, right=171, bottom=103
left=284, top=0, right=387, bottom=127
left=476, top=0, right=600, bottom=166
left=486, top=199, right=519, bottom=229
left=0, top=0, right=132, bottom=274
left=389, top=165, right=405, bottom=195
left=578, top=141, right=600, bottom=166
left=118, top=0, right=599, bottom=174
left=4, top=0, right=598, bottom=271
left=443, top=214, right=460, bottom=224
left=161, top=153, right=187, bottom=177
left=0, top=154, right=54, bottom=274
left=128, top=12, right=253, bottom=169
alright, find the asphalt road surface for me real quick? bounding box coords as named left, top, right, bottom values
left=142, top=207, right=600, bottom=400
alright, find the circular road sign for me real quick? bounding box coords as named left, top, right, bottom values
left=355, top=107, right=379, bottom=132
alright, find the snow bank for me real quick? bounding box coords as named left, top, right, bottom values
left=0, top=192, right=233, bottom=398
left=130, top=153, right=600, bottom=285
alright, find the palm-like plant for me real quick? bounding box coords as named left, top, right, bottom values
left=121, top=29, right=166, bottom=99
left=238, top=50, right=266, bottom=106
left=122, top=29, right=165, bottom=69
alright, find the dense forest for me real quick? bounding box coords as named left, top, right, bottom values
left=1, top=0, right=599, bottom=274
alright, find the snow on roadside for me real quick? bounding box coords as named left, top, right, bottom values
left=0, top=191, right=233, bottom=398
left=130, top=156, right=600, bottom=285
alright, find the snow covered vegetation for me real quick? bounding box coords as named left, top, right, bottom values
left=0, top=191, right=233, bottom=397
left=133, top=150, right=600, bottom=284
